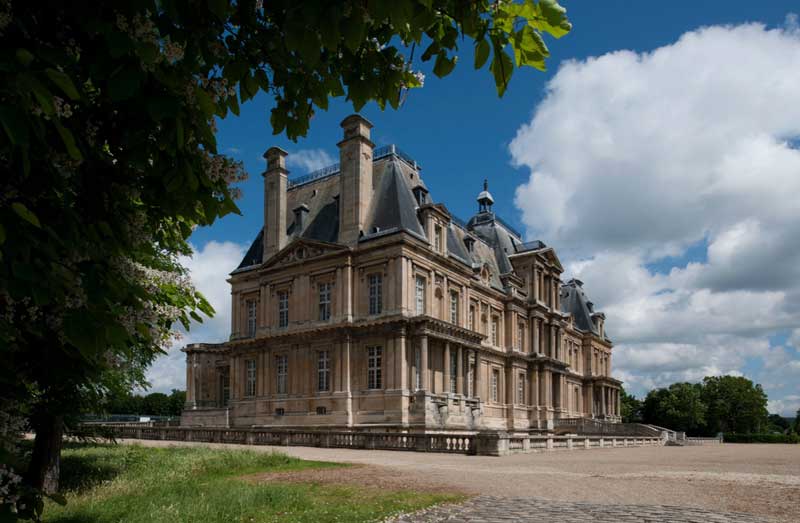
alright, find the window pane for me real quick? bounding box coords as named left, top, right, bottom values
left=369, top=274, right=382, bottom=315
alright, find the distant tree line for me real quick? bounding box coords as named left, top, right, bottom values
left=102, top=389, right=186, bottom=418
left=619, top=375, right=798, bottom=437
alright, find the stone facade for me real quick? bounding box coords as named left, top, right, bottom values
left=182, top=115, right=622, bottom=432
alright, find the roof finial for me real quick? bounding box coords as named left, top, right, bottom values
left=477, top=179, right=494, bottom=212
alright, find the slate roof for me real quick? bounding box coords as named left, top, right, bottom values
left=560, top=278, right=607, bottom=338
left=233, top=146, right=608, bottom=336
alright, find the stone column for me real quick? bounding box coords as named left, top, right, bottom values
left=186, top=354, right=196, bottom=408
left=396, top=329, right=408, bottom=392
left=419, top=334, right=429, bottom=391
left=529, top=367, right=538, bottom=407
left=343, top=335, right=353, bottom=426
left=505, top=365, right=514, bottom=406
left=443, top=342, right=451, bottom=394
left=474, top=350, right=483, bottom=400
left=549, top=324, right=556, bottom=358
left=456, top=345, right=464, bottom=395
left=616, top=389, right=621, bottom=417
left=532, top=317, right=540, bottom=354
left=601, top=386, right=606, bottom=416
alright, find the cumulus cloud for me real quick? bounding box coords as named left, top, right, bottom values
left=145, top=241, right=246, bottom=392
left=510, top=20, right=800, bottom=414
left=285, top=148, right=335, bottom=173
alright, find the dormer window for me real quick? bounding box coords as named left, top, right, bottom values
left=434, top=224, right=443, bottom=253
left=412, top=185, right=428, bottom=206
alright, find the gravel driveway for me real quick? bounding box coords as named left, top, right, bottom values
left=120, top=439, right=800, bottom=522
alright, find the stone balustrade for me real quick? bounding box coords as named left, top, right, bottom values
left=80, top=424, right=663, bottom=456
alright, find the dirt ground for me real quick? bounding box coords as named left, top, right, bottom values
left=121, top=440, right=800, bottom=522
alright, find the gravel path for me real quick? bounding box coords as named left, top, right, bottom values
left=120, top=439, right=800, bottom=522
left=384, top=496, right=777, bottom=522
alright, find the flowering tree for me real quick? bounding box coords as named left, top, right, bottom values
left=0, top=0, right=569, bottom=516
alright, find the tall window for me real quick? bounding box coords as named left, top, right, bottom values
left=434, top=224, right=443, bottom=253
left=449, top=351, right=457, bottom=393
left=517, top=323, right=524, bottom=351
left=415, top=276, right=426, bottom=315
left=318, top=282, right=331, bottom=321
left=517, top=372, right=525, bottom=404
left=276, top=354, right=288, bottom=394
left=277, top=291, right=289, bottom=328
left=220, top=371, right=230, bottom=407
left=368, top=274, right=382, bottom=315
left=367, top=346, right=382, bottom=389
left=245, top=359, right=257, bottom=397
left=491, top=368, right=499, bottom=402
left=491, top=316, right=498, bottom=346
left=317, top=350, right=330, bottom=392
left=449, top=292, right=459, bottom=324
left=246, top=300, right=257, bottom=337
left=469, top=305, right=475, bottom=330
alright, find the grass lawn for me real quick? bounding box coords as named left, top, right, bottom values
left=42, top=443, right=462, bottom=523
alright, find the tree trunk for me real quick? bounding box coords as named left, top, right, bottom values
left=26, top=413, right=64, bottom=494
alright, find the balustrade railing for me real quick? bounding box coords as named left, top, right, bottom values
left=79, top=424, right=663, bottom=456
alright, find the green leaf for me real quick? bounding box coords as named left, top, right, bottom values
left=176, top=117, right=184, bottom=150
left=228, top=92, right=240, bottom=116
left=490, top=46, right=514, bottom=97
left=207, top=0, right=228, bottom=20
left=12, top=202, right=40, bottom=228
left=195, top=88, right=216, bottom=118
left=45, top=68, right=81, bottom=100
left=474, top=39, right=490, bottom=69
left=342, top=14, right=365, bottom=52
left=15, top=49, right=34, bottom=66
left=433, top=53, right=457, bottom=78
left=108, top=67, right=143, bottom=101
left=536, top=0, right=572, bottom=39
left=0, top=105, right=30, bottom=145
left=55, top=122, right=83, bottom=160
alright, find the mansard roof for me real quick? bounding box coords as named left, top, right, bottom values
left=561, top=278, right=608, bottom=339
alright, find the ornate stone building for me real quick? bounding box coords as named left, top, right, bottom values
left=182, top=115, right=621, bottom=431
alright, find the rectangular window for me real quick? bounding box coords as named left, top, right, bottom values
left=517, top=372, right=525, bottom=404
left=274, top=407, right=285, bottom=416
left=415, top=276, right=426, bottom=315
left=316, top=406, right=327, bottom=415
left=276, top=354, right=288, bottom=394
left=469, top=305, right=475, bottom=331
left=318, top=282, right=331, bottom=321
left=449, top=292, right=459, bottom=324
left=367, top=346, right=382, bottom=389
left=278, top=291, right=289, bottom=328
left=491, top=317, right=498, bottom=346
left=434, top=224, right=443, bottom=252
left=368, top=274, right=382, bottom=315
left=517, top=323, right=524, bottom=351
left=449, top=351, right=457, bottom=393
left=246, top=300, right=257, bottom=337
left=317, top=350, right=330, bottom=392
left=220, top=372, right=230, bottom=407
left=491, top=369, right=499, bottom=403
left=245, top=359, right=257, bottom=397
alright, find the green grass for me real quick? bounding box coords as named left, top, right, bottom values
left=42, top=443, right=462, bottom=523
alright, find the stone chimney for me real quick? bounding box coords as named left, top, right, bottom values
left=337, top=114, right=374, bottom=244
left=263, top=147, right=288, bottom=261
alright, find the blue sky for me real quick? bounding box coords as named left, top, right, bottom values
left=149, top=1, right=800, bottom=416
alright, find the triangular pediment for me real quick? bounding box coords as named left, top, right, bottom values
left=264, top=238, right=348, bottom=269
left=541, top=248, right=564, bottom=272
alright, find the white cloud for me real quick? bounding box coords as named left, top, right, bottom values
left=145, top=241, right=246, bottom=393
left=285, top=148, right=335, bottom=173
left=510, top=21, right=800, bottom=414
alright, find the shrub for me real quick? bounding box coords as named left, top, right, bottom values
left=723, top=433, right=800, bottom=443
